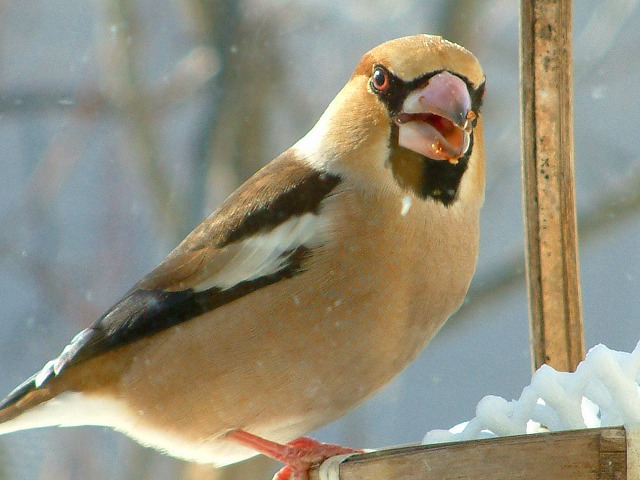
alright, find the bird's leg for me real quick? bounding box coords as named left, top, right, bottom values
left=226, top=430, right=361, bottom=480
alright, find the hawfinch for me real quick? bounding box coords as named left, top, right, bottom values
left=0, top=35, right=485, bottom=479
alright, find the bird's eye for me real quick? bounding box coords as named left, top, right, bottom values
left=371, top=67, right=390, bottom=93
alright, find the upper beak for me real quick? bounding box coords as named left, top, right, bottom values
left=395, top=71, right=474, bottom=163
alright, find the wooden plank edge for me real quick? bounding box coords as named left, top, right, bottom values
left=309, top=426, right=627, bottom=480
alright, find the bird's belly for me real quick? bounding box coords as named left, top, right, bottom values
left=114, top=196, right=479, bottom=465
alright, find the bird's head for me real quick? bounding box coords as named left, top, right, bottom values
left=295, top=34, right=486, bottom=206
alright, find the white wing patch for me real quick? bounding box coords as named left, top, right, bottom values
left=34, top=328, right=93, bottom=387
left=193, top=213, right=323, bottom=292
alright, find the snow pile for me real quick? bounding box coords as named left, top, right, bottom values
left=423, top=342, right=640, bottom=444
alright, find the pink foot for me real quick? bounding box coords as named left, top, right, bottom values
left=227, top=431, right=362, bottom=480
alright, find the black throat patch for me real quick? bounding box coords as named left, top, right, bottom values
left=387, top=128, right=473, bottom=206
left=420, top=134, right=472, bottom=206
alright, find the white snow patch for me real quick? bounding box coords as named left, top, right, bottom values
left=423, top=342, right=640, bottom=444
left=400, top=196, right=412, bottom=216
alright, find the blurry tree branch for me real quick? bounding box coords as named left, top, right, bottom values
left=0, top=91, right=103, bottom=113
left=177, top=0, right=284, bottom=216
left=99, top=0, right=184, bottom=243
left=174, top=0, right=242, bottom=224
left=0, top=49, right=217, bottom=115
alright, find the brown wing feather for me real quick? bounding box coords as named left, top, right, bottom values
left=138, top=150, right=341, bottom=292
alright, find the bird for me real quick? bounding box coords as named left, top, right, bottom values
left=0, top=34, right=485, bottom=480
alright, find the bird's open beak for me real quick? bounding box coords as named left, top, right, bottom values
left=396, top=71, right=474, bottom=164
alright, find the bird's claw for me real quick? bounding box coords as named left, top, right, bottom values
left=271, top=436, right=362, bottom=480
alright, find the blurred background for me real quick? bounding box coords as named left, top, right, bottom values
left=1, top=0, right=639, bottom=478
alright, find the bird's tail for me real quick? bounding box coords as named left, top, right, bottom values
left=0, top=373, right=57, bottom=435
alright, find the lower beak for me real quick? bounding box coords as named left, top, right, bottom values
left=396, top=71, right=474, bottom=163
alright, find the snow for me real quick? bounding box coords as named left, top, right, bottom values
left=423, top=342, right=640, bottom=444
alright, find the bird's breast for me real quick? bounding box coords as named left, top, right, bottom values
left=311, top=184, right=480, bottom=374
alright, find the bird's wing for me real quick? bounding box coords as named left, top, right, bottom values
left=11, top=152, right=341, bottom=398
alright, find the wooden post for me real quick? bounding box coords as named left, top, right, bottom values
left=520, top=0, right=584, bottom=372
